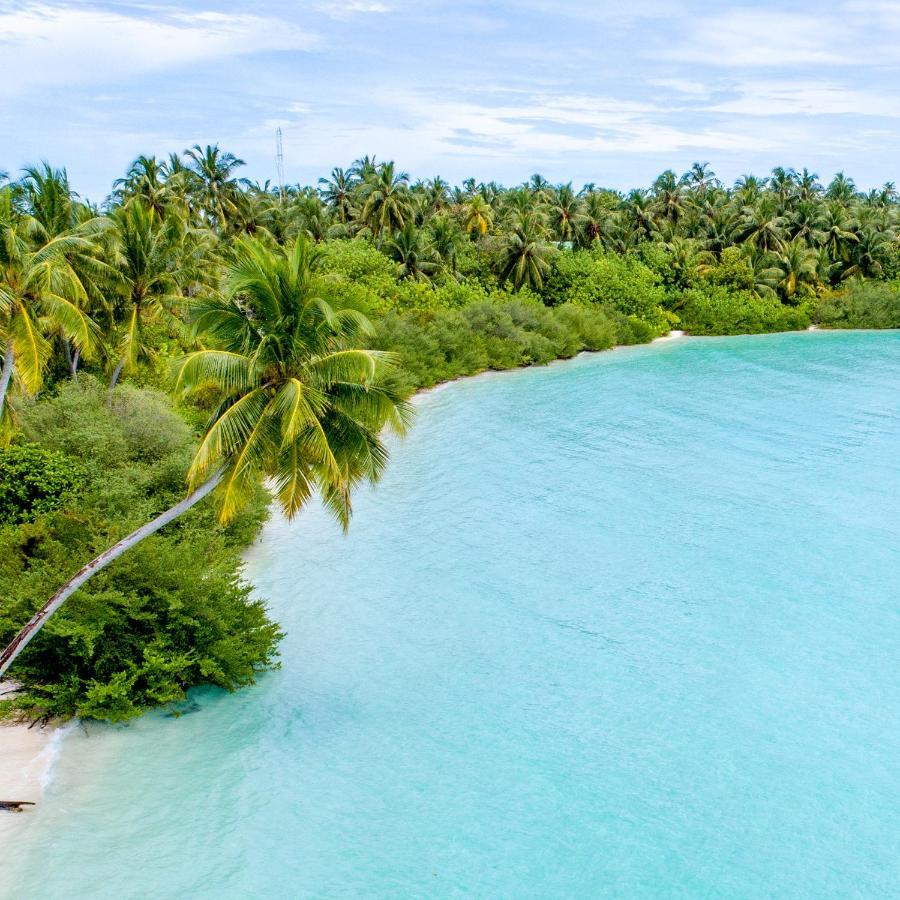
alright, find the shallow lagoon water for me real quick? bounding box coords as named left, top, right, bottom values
left=6, top=331, right=900, bottom=898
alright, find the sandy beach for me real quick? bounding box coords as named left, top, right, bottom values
left=0, top=683, right=61, bottom=833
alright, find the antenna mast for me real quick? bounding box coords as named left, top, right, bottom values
left=276, top=127, right=286, bottom=202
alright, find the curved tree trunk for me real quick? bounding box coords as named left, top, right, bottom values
left=0, top=470, right=224, bottom=678
left=0, top=343, right=14, bottom=415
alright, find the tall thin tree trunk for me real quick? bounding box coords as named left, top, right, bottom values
left=108, top=357, right=125, bottom=394
left=0, top=470, right=224, bottom=678
left=0, top=343, right=14, bottom=415
left=71, top=347, right=80, bottom=383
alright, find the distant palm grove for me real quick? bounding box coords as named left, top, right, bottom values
left=1, top=148, right=899, bottom=722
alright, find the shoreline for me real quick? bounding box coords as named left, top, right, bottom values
left=0, top=682, right=64, bottom=833
left=1, top=324, right=892, bottom=827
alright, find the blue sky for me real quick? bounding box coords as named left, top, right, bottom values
left=2, top=0, right=899, bottom=200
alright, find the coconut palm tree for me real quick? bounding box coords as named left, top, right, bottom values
left=497, top=213, right=554, bottom=291
left=0, top=194, right=98, bottom=435
left=106, top=201, right=187, bottom=391
left=652, top=170, right=685, bottom=224
left=826, top=172, right=857, bottom=203
left=549, top=183, right=584, bottom=244
left=430, top=216, right=463, bottom=276
left=761, top=238, right=819, bottom=301
left=318, top=168, right=356, bottom=224
left=462, top=194, right=493, bottom=238
left=0, top=235, right=410, bottom=677
left=184, top=144, right=245, bottom=230
left=735, top=197, right=788, bottom=253
left=388, top=222, right=438, bottom=282
left=357, top=162, right=411, bottom=243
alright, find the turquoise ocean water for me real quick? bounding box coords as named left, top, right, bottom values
left=6, top=331, right=900, bottom=898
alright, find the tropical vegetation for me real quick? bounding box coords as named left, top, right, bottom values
left=2, top=151, right=898, bottom=720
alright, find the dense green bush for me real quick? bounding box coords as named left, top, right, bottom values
left=679, top=284, right=810, bottom=335
left=543, top=249, right=668, bottom=332
left=371, top=298, right=620, bottom=394
left=0, top=379, right=280, bottom=722
left=0, top=444, right=84, bottom=525
left=814, top=280, right=900, bottom=329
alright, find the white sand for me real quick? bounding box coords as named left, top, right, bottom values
left=653, top=329, right=686, bottom=342
left=0, top=682, right=62, bottom=831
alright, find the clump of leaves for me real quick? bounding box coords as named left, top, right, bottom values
left=0, top=444, right=84, bottom=525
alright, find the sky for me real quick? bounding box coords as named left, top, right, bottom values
left=1, top=0, right=899, bottom=201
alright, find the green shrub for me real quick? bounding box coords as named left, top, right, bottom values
left=543, top=249, right=668, bottom=332
left=0, top=378, right=280, bottom=723
left=680, top=284, right=810, bottom=335
left=0, top=444, right=84, bottom=525
left=814, top=280, right=900, bottom=329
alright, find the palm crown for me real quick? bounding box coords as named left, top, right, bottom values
left=174, top=236, right=411, bottom=525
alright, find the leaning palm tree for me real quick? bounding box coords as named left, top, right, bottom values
left=0, top=193, right=97, bottom=436
left=0, top=235, right=410, bottom=677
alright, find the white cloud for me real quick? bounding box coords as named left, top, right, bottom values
left=665, top=4, right=900, bottom=69
left=314, top=0, right=390, bottom=20
left=0, top=3, right=317, bottom=95
left=707, top=81, right=900, bottom=118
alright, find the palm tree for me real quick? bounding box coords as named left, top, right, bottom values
left=184, top=144, right=245, bottom=229
left=682, top=162, right=718, bottom=195
left=497, top=213, right=554, bottom=291
left=734, top=175, right=768, bottom=206
left=821, top=202, right=859, bottom=274
left=826, top=172, right=857, bottom=203
left=112, top=156, right=170, bottom=219
left=318, top=168, right=355, bottom=224
left=622, top=189, right=656, bottom=242
left=388, top=222, right=438, bottom=281
left=579, top=191, right=617, bottom=247
left=652, top=170, right=685, bottom=224
left=357, top=162, right=411, bottom=243
left=549, top=183, right=584, bottom=243
left=107, top=201, right=186, bottom=391
left=761, top=238, right=819, bottom=301
left=844, top=226, right=891, bottom=279
left=735, top=197, right=787, bottom=253
left=0, top=235, right=410, bottom=677
left=462, top=194, right=493, bottom=238
left=0, top=194, right=97, bottom=435
left=430, top=216, right=463, bottom=276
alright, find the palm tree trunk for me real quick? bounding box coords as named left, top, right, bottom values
left=71, top=347, right=80, bottom=383
left=0, top=470, right=224, bottom=678
left=108, top=357, right=125, bottom=393
left=0, top=343, right=14, bottom=415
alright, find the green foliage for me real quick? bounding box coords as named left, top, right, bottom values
left=543, top=249, right=668, bottom=332
left=371, top=298, right=619, bottom=394
left=701, top=247, right=757, bottom=292
left=0, top=378, right=280, bottom=722
left=679, top=284, right=811, bottom=335
left=0, top=443, right=84, bottom=525
left=814, top=280, right=900, bottom=329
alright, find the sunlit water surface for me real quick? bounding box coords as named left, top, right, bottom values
left=7, top=331, right=900, bottom=898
